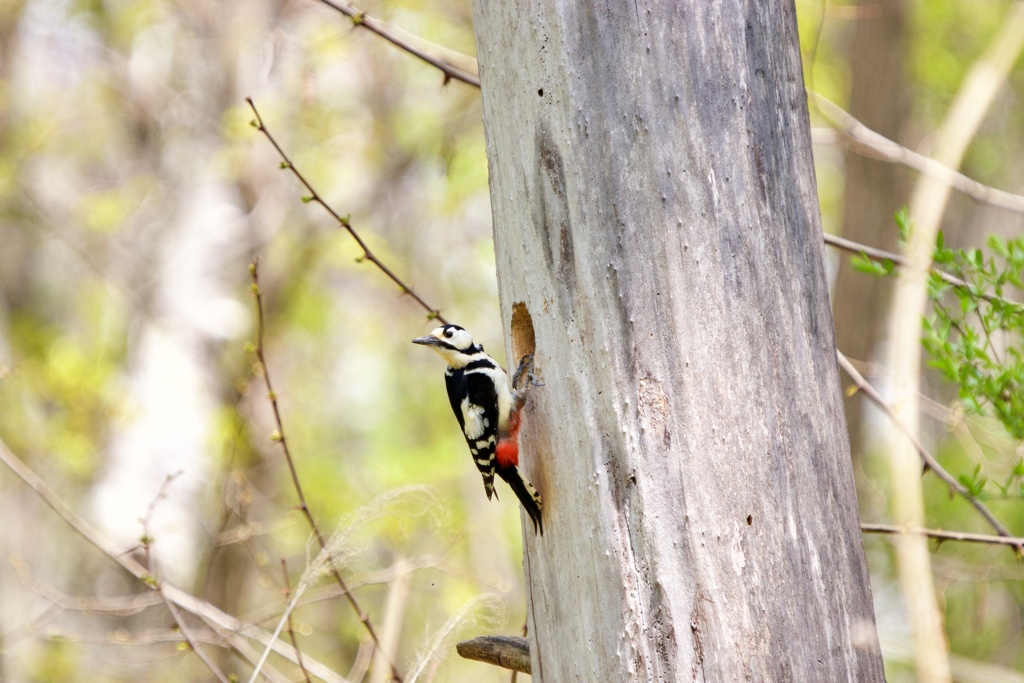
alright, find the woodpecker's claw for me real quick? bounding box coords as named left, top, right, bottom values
left=511, top=353, right=536, bottom=390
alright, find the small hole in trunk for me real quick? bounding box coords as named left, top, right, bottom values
left=511, top=302, right=536, bottom=364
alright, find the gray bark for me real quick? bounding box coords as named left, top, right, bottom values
left=472, top=1, right=885, bottom=681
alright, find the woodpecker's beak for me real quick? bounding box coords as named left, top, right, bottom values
left=412, top=335, right=441, bottom=347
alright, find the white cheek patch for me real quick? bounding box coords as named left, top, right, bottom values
left=453, top=329, right=473, bottom=348
left=461, top=397, right=486, bottom=440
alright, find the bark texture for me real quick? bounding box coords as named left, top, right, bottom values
left=472, top=1, right=885, bottom=681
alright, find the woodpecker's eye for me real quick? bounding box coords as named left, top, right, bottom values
left=443, top=328, right=453, bottom=339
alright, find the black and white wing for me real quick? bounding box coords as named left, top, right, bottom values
left=444, top=366, right=501, bottom=499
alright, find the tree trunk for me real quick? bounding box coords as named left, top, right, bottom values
left=472, top=1, right=885, bottom=681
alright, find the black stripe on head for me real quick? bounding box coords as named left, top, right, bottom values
left=464, top=358, right=497, bottom=371
left=441, top=324, right=478, bottom=351
left=440, top=324, right=465, bottom=343
left=431, top=339, right=484, bottom=354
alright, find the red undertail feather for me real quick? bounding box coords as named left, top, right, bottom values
left=495, top=407, right=522, bottom=469
left=495, top=438, right=519, bottom=468
left=493, top=406, right=543, bottom=534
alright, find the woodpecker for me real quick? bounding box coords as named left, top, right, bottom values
left=413, top=324, right=543, bottom=534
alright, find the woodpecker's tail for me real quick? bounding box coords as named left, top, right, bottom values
left=482, top=471, right=497, bottom=501
left=497, top=466, right=543, bottom=535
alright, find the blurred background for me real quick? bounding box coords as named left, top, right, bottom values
left=0, top=0, right=1022, bottom=680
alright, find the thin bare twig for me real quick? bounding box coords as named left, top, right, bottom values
left=862, top=523, right=1024, bottom=548
left=241, top=553, right=444, bottom=629
left=215, top=515, right=298, bottom=547
left=0, top=603, right=63, bottom=651
left=0, top=437, right=351, bottom=683
left=248, top=260, right=402, bottom=682
left=315, top=0, right=479, bottom=87
left=247, top=99, right=446, bottom=325
left=281, top=559, right=313, bottom=683
left=11, top=554, right=162, bottom=616
left=138, top=472, right=233, bottom=683
left=836, top=350, right=1022, bottom=556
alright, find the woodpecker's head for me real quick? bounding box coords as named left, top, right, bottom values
left=412, top=324, right=484, bottom=368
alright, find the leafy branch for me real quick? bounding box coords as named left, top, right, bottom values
left=925, top=233, right=1024, bottom=440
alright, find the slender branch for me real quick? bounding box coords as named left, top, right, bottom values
left=836, top=350, right=1022, bottom=556
left=12, top=554, right=162, bottom=616
left=315, top=0, right=479, bottom=87
left=140, top=473, right=233, bottom=683
left=27, top=625, right=225, bottom=647
left=215, top=516, right=298, bottom=547
left=281, top=559, right=313, bottom=683
left=0, top=436, right=351, bottom=683
left=456, top=636, right=531, bottom=675
left=823, top=233, right=956, bottom=284
left=248, top=260, right=402, bottom=682
left=862, top=523, right=1024, bottom=548
left=246, top=99, right=446, bottom=325
left=0, top=603, right=62, bottom=651
left=241, top=554, right=444, bottom=629
left=812, top=94, right=1024, bottom=215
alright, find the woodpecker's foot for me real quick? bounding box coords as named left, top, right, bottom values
left=511, top=353, right=536, bottom=390
left=525, top=372, right=544, bottom=388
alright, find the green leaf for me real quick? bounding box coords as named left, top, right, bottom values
left=895, top=207, right=911, bottom=243
left=987, top=234, right=1008, bottom=257
left=851, top=253, right=892, bottom=278
left=957, top=464, right=987, bottom=497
